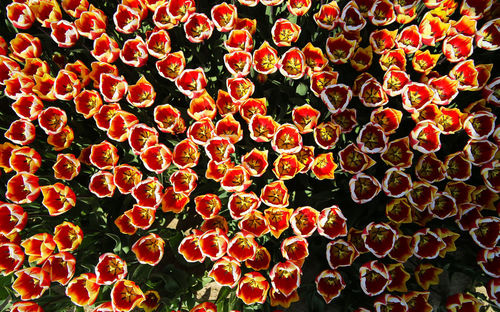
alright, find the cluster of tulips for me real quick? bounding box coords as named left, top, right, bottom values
left=1, top=0, right=499, bottom=311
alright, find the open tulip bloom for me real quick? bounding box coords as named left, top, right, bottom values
left=0, top=0, right=499, bottom=311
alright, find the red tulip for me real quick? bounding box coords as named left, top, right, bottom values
left=325, top=34, right=357, bottom=65
left=184, top=13, right=214, bottom=43
left=167, top=0, right=195, bottom=23
left=396, top=25, right=422, bottom=54
left=419, top=12, right=450, bottom=46
left=120, top=36, right=148, bottom=67
left=111, top=279, right=145, bottom=311
left=314, top=2, right=340, bottom=30
left=287, top=0, right=311, bottom=16
left=7, top=3, right=35, bottom=30
left=215, top=90, right=238, bottom=116
left=463, top=139, right=497, bottom=166
left=113, top=164, right=142, bottom=194
left=224, top=29, right=253, bottom=52
left=132, top=177, right=163, bottom=208
left=0, top=202, right=27, bottom=236
left=154, top=103, right=183, bottom=133
left=320, top=83, right=352, bottom=114
left=272, top=124, right=303, bottom=154
left=221, top=165, right=252, bottom=193
left=253, top=41, right=279, bottom=75
left=269, top=261, right=301, bottom=296
left=356, top=122, right=388, bottom=154
left=248, top=114, right=277, bottom=142
left=315, top=269, right=345, bottom=304
left=203, top=215, right=229, bottom=234
left=42, top=252, right=76, bottom=285
left=13, top=267, right=50, bottom=300
left=178, top=231, right=205, bottom=263
left=132, top=233, right=165, bottom=266
left=412, top=228, right=446, bottom=259
left=147, top=29, right=171, bottom=59
left=90, top=141, right=119, bottom=170
left=211, top=2, right=237, bottom=32
left=74, top=90, right=103, bottom=119
left=54, top=221, right=83, bottom=252
left=61, top=0, right=88, bottom=18
left=9, top=33, right=41, bottom=61
left=187, top=118, right=215, bottom=145
left=156, top=51, right=186, bottom=81
left=477, top=247, right=500, bottom=278
left=429, top=192, right=458, bottom=220
left=326, top=239, right=359, bottom=269
left=260, top=180, right=289, bottom=208
left=443, top=34, right=473, bottom=63
left=278, top=47, right=306, bottom=79
left=403, top=291, right=433, bottom=312
left=10, top=301, right=43, bottom=312
left=271, top=18, right=300, bottom=47
left=113, top=4, right=141, bottom=34
left=317, top=206, right=347, bottom=240
left=89, top=171, right=116, bottom=198
left=373, top=294, right=408, bottom=312
left=21, top=233, right=56, bottom=265
left=414, top=263, right=442, bottom=290
left=273, top=154, right=303, bottom=180
left=389, top=234, right=414, bottom=263
left=238, top=210, right=269, bottom=237
left=188, top=91, right=217, bottom=121
left=227, top=232, right=258, bottom=261
left=340, top=1, right=366, bottom=32
left=209, top=256, right=241, bottom=288
left=476, top=18, right=500, bottom=51
left=246, top=245, right=271, bottom=271
left=9, top=146, right=41, bottom=174
left=0, top=243, right=24, bottom=276
left=125, top=205, right=155, bottom=230
left=362, top=222, right=397, bottom=258
left=140, top=144, right=172, bottom=174
left=41, top=183, right=76, bottom=216
left=199, top=228, right=228, bottom=261
left=50, top=20, right=79, bottom=48
left=175, top=68, right=207, bottom=99
left=379, top=48, right=407, bottom=71
left=236, top=272, right=269, bottom=305
left=381, top=137, right=413, bottom=168
left=227, top=77, right=255, bottom=103
left=359, top=261, right=391, bottom=296
left=409, top=120, right=442, bottom=153
left=228, top=191, right=259, bottom=220
left=75, top=5, right=107, bottom=40
left=161, top=186, right=190, bottom=213
left=126, top=76, right=156, bottom=108
left=446, top=293, right=481, bottom=312
left=241, top=148, right=269, bottom=177
left=412, top=50, right=440, bottom=74
left=449, top=60, right=479, bottom=91
left=6, top=172, right=40, bottom=204
left=470, top=217, right=500, bottom=249
left=194, top=194, right=221, bottom=219
left=339, top=143, right=375, bottom=174
left=91, top=302, right=114, bottom=312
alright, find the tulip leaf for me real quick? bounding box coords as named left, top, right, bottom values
left=296, top=83, right=309, bottom=96
left=105, top=233, right=122, bottom=255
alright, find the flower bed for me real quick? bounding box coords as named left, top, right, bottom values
left=0, top=0, right=499, bottom=311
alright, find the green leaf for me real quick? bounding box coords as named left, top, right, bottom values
left=296, top=83, right=308, bottom=96
left=105, top=233, right=122, bottom=254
